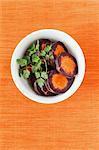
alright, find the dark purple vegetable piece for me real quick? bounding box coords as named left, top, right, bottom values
left=47, top=58, right=56, bottom=70
left=34, top=81, right=41, bottom=95
left=47, top=70, right=74, bottom=94
left=28, top=72, right=55, bottom=96
left=34, top=81, right=45, bottom=95
left=56, top=52, right=78, bottom=78
left=46, top=81, right=57, bottom=94
left=52, top=41, right=68, bottom=57
left=28, top=75, right=36, bottom=87
left=41, top=83, right=55, bottom=96
left=33, top=81, right=55, bottom=96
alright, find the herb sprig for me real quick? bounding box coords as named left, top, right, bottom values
left=16, top=40, right=54, bottom=88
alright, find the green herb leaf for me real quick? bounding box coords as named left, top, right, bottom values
left=44, top=45, right=51, bottom=53
left=41, top=71, right=48, bottom=80
left=32, top=55, right=40, bottom=63
left=36, top=78, right=45, bottom=88
left=28, top=43, right=35, bottom=51
left=28, top=51, right=34, bottom=56
left=16, top=58, right=27, bottom=67
left=23, top=56, right=30, bottom=64
left=32, top=65, right=37, bottom=73
left=28, top=43, right=37, bottom=56
left=32, top=59, right=42, bottom=73
left=36, top=59, right=42, bottom=70
left=35, top=72, right=40, bottom=79
left=22, top=69, right=30, bottom=79
left=40, top=50, right=46, bottom=57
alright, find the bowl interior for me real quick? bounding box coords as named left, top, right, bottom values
left=11, top=29, right=85, bottom=104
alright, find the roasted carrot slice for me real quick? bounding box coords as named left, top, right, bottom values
left=53, top=41, right=68, bottom=57
left=47, top=70, right=74, bottom=94
left=56, top=52, right=78, bottom=78
left=52, top=73, right=68, bottom=90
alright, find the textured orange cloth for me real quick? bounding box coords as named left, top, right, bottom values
left=0, top=0, right=99, bottom=149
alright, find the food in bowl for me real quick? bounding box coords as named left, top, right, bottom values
left=16, top=39, right=78, bottom=96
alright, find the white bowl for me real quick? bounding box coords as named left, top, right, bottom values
left=11, top=29, right=85, bottom=104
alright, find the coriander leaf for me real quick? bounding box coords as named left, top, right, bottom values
left=28, top=48, right=37, bottom=56
left=32, top=65, right=37, bottom=73
left=44, top=45, right=51, bottom=53
left=36, top=59, right=42, bottom=70
left=28, top=43, right=37, bottom=56
left=28, top=43, right=35, bottom=51
left=32, top=55, right=40, bottom=63
left=40, top=50, right=46, bottom=57
left=32, top=60, right=42, bottom=73
left=23, top=56, right=30, bottom=64
left=22, top=69, right=30, bottom=79
left=28, top=51, right=34, bottom=56
left=36, top=78, right=45, bottom=88
left=16, top=58, right=27, bottom=67
left=41, top=71, right=48, bottom=80
left=36, top=40, right=39, bottom=50
left=35, top=72, right=40, bottom=79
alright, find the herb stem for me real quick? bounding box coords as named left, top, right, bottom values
left=44, top=59, right=47, bottom=73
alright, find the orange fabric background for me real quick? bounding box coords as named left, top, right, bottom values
left=0, top=0, right=99, bottom=149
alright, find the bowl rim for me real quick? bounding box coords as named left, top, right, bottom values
left=11, top=29, right=85, bottom=104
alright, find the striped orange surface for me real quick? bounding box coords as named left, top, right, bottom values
left=0, top=0, right=99, bottom=149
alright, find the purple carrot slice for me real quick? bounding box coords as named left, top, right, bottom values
left=47, top=70, right=74, bottom=94
left=34, top=80, right=55, bottom=96
left=41, top=83, right=56, bottom=96
left=52, top=41, right=68, bottom=57
left=56, top=52, right=78, bottom=78
left=34, top=81, right=45, bottom=95
left=34, top=81, right=41, bottom=95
